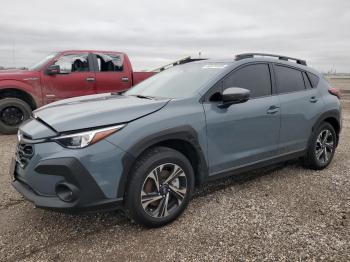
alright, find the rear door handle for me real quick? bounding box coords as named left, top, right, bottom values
left=309, top=96, right=318, bottom=103
left=121, top=77, right=129, bottom=83
left=267, top=105, right=280, bottom=114
left=86, top=77, right=95, bottom=82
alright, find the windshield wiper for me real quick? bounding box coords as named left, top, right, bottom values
left=111, top=90, right=127, bottom=96
left=131, top=94, right=155, bottom=100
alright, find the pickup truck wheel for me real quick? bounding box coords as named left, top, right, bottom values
left=0, top=98, right=31, bottom=134
left=126, top=147, right=195, bottom=227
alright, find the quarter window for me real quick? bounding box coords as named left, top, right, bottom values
left=54, top=53, right=89, bottom=73
left=275, top=65, right=305, bottom=93
left=223, top=64, right=272, bottom=98
left=307, top=72, right=319, bottom=88
left=302, top=72, right=312, bottom=89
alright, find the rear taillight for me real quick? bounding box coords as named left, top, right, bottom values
left=328, top=88, right=341, bottom=99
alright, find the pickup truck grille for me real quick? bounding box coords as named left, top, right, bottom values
left=16, top=144, right=34, bottom=168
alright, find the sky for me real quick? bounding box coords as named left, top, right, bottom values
left=0, top=0, right=349, bottom=72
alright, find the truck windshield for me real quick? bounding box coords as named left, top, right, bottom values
left=29, top=52, right=58, bottom=71
left=125, top=62, right=228, bottom=99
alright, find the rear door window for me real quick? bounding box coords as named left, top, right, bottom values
left=275, top=65, right=305, bottom=94
left=223, top=64, right=272, bottom=98
left=95, top=53, right=124, bottom=72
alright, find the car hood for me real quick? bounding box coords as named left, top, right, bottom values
left=33, top=93, right=170, bottom=132
left=0, top=69, right=39, bottom=80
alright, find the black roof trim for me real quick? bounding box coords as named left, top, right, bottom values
left=235, top=53, right=307, bottom=66
left=152, top=56, right=208, bottom=72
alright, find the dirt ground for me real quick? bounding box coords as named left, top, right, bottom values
left=0, top=100, right=349, bottom=261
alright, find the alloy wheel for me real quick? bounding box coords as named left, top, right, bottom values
left=315, top=129, right=334, bottom=164
left=140, top=163, right=188, bottom=218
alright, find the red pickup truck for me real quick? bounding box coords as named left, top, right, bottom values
left=0, top=50, right=156, bottom=134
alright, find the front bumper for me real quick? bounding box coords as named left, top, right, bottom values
left=11, top=157, right=124, bottom=212
left=10, top=133, right=132, bottom=212
left=12, top=179, right=123, bottom=212
left=11, top=117, right=133, bottom=212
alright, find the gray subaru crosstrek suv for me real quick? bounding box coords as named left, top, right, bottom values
left=10, top=53, right=342, bottom=227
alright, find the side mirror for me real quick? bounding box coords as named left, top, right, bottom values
left=46, top=64, right=60, bottom=75
left=219, top=87, right=250, bottom=108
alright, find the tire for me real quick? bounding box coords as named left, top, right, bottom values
left=126, top=146, right=195, bottom=227
left=304, top=122, right=337, bottom=170
left=0, top=98, right=32, bottom=134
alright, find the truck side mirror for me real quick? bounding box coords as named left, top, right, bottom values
left=46, top=65, right=60, bottom=75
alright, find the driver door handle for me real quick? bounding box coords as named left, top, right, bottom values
left=121, top=77, right=129, bottom=83
left=309, top=96, right=318, bottom=103
left=86, top=77, right=95, bottom=82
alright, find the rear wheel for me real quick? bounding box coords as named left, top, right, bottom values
left=304, top=122, right=336, bottom=170
left=126, top=147, right=194, bottom=227
left=0, top=98, right=32, bottom=134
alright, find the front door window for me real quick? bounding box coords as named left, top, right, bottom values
left=54, top=53, right=90, bottom=74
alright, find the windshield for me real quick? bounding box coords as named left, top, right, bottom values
left=29, top=52, right=58, bottom=71
left=125, top=62, right=229, bottom=99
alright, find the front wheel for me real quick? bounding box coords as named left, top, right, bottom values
left=0, top=98, right=32, bottom=134
left=126, top=147, right=195, bottom=227
left=304, top=122, right=337, bottom=170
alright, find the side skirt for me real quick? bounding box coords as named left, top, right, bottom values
left=206, top=150, right=306, bottom=182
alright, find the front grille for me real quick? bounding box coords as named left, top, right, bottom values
left=16, top=143, right=34, bottom=167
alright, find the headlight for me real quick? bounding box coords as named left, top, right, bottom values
left=53, top=124, right=125, bottom=149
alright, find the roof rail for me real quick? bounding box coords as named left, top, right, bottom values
left=235, top=53, right=307, bottom=66
left=152, top=56, right=207, bottom=72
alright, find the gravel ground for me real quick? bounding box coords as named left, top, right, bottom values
left=0, top=102, right=349, bottom=261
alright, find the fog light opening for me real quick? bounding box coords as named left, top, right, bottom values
left=55, top=183, right=78, bottom=202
